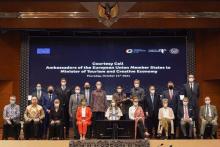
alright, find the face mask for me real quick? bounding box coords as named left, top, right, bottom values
left=96, top=85, right=101, bottom=89
left=205, top=100, right=210, bottom=105
left=183, top=102, right=188, bottom=105
left=85, top=86, right=90, bottom=89
left=117, top=89, right=122, bottom=93
left=134, top=84, right=139, bottom=88
left=150, top=90, right=155, bottom=94
left=111, top=103, right=116, bottom=107
left=36, top=87, right=41, bottom=91
left=54, top=103, right=60, bottom=108
left=75, top=90, right=80, bottom=94
left=188, top=78, right=194, bottom=82
left=48, top=90, right=53, bottom=94
left=61, top=82, right=66, bottom=86
left=168, top=85, right=173, bottom=89
left=133, top=102, right=138, bottom=106
left=10, top=100, right=15, bottom=105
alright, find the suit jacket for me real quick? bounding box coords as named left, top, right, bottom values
left=31, top=90, right=47, bottom=106
left=200, top=105, right=218, bottom=121
left=82, top=89, right=92, bottom=106
left=42, top=93, right=57, bottom=111
left=91, top=89, right=107, bottom=112
left=177, top=104, right=194, bottom=120
left=55, top=87, right=71, bottom=108
left=183, top=82, right=200, bottom=107
left=76, top=106, right=92, bottom=125
left=69, top=94, right=85, bottom=116
left=143, top=92, right=161, bottom=117
left=130, top=87, right=145, bottom=102
left=162, top=89, right=179, bottom=114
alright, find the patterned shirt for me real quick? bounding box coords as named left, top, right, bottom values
left=3, top=104, right=20, bottom=123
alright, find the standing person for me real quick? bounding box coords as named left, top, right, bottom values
left=130, top=79, right=145, bottom=106
left=162, top=81, right=179, bottom=137
left=112, top=85, right=129, bottom=119
left=91, top=81, right=107, bottom=137
left=178, top=97, right=194, bottom=139
left=69, top=86, right=84, bottom=139
left=2, top=95, right=21, bottom=140
left=129, top=97, right=149, bottom=139
left=55, top=78, right=71, bottom=138
left=49, top=99, right=64, bottom=140
left=143, top=85, right=161, bottom=138
left=42, top=85, right=57, bottom=138
left=31, top=83, right=47, bottom=106
left=200, top=96, right=218, bottom=139
left=76, top=99, right=92, bottom=141
left=183, top=74, right=200, bottom=136
left=82, top=82, right=92, bottom=106
left=23, top=96, right=45, bottom=140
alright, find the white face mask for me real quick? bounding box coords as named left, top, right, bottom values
left=150, top=90, right=155, bottom=94
left=75, top=90, right=80, bottom=94
left=61, top=82, right=66, bottom=86
left=111, top=103, right=116, bottom=107
left=133, top=102, right=138, bottom=106
left=134, top=84, right=139, bottom=88
left=183, top=102, right=188, bottom=106
left=10, top=100, right=16, bottom=105
left=117, top=89, right=122, bottom=93
left=54, top=103, right=60, bottom=108
left=188, top=78, right=194, bottom=82
left=96, top=85, right=101, bottom=89
left=36, top=87, right=41, bottom=91
left=205, top=100, right=210, bottom=105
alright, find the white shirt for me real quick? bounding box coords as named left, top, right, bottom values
left=129, top=105, right=137, bottom=120
left=81, top=107, right=86, bottom=117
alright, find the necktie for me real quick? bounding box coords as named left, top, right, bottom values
left=151, top=94, right=154, bottom=110
left=169, top=90, right=173, bottom=99
left=49, top=94, right=52, bottom=102
left=76, top=94, right=79, bottom=104
left=184, top=106, right=189, bottom=119
left=190, top=83, right=193, bottom=91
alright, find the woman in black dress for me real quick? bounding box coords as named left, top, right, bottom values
left=48, top=99, right=64, bottom=139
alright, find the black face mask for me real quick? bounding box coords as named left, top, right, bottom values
left=168, top=85, right=174, bottom=89
left=48, top=90, right=53, bottom=94
left=85, top=86, right=90, bottom=89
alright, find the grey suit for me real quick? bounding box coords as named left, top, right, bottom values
left=69, top=94, right=84, bottom=138
left=200, top=105, right=218, bottom=136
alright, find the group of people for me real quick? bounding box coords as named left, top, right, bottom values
left=2, top=75, right=218, bottom=140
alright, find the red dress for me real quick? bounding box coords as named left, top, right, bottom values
left=76, top=106, right=92, bottom=135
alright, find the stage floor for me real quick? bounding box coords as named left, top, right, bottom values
left=0, top=140, right=220, bottom=147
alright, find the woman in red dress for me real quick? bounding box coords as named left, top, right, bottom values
left=76, top=98, right=92, bottom=140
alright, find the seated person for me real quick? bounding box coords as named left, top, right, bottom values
left=2, top=95, right=21, bottom=140
left=200, top=96, right=218, bottom=139
left=157, top=99, right=175, bottom=139
left=105, top=99, right=123, bottom=120
left=76, top=98, right=92, bottom=141
left=129, top=96, right=149, bottom=139
left=177, top=97, right=194, bottom=139
left=24, top=96, right=45, bottom=139
left=49, top=99, right=64, bottom=140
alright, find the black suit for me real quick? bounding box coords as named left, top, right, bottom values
left=183, top=82, right=200, bottom=136
left=143, top=92, right=161, bottom=137
left=55, top=87, right=71, bottom=137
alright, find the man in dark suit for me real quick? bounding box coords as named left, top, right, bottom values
left=162, top=81, right=179, bottom=137
left=130, top=79, right=145, bottom=107
left=143, top=85, right=161, bottom=138
left=31, top=83, right=47, bottom=107
left=178, top=97, right=194, bottom=139
left=82, top=82, right=92, bottom=106
left=42, top=85, right=57, bottom=138
left=55, top=78, right=71, bottom=138
left=183, top=74, right=200, bottom=136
